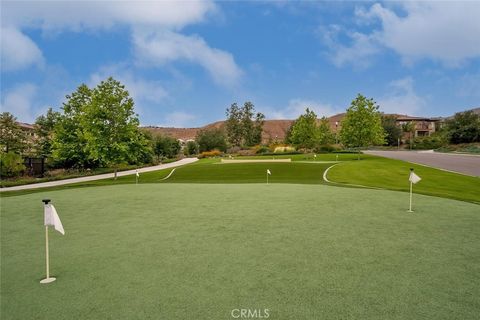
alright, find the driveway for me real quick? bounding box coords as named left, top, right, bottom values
left=1, top=158, right=198, bottom=192
left=364, top=150, right=480, bottom=177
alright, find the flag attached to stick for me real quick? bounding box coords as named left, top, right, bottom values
left=44, top=204, right=65, bottom=235
left=267, top=169, right=271, bottom=175
left=409, top=171, right=421, bottom=184
left=135, top=169, right=139, bottom=177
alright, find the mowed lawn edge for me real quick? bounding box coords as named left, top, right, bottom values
left=326, top=156, right=480, bottom=204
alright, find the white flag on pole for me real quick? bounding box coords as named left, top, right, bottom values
left=267, top=169, right=271, bottom=175
left=409, top=171, right=421, bottom=184
left=44, top=204, right=65, bottom=235
left=135, top=169, right=139, bottom=177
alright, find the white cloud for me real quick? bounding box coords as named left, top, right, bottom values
left=262, top=98, right=343, bottom=120
left=1, top=1, right=216, bottom=31
left=368, top=2, right=480, bottom=66
left=323, top=2, right=480, bottom=68
left=89, top=65, right=168, bottom=105
left=377, top=77, right=426, bottom=116
left=320, top=24, right=380, bottom=69
left=133, top=29, right=243, bottom=87
left=0, top=83, right=40, bottom=122
left=158, top=112, right=196, bottom=128
left=0, top=26, right=44, bottom=71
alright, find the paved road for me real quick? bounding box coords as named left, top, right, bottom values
left=0, top=158, right=198, bottom=192
left=364, top=150, right=480, bottom=177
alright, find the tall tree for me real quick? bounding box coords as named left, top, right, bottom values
left=340, top=94, right=385, bottom=150
left=82, top=77, right=144, bottom=178
left=34, top=108, right=61, bottom=158
left=225, top=101, right=265, bottom=147
left=0, top=112, right=26, bottom=154
left=381, top=115, right=402, bottom=146
left=290, top=108, right=319, bottom=149
left=52, top=84, right=92, bottom=168
left=318, top=117, right=335, bottom=145
left=52, top=78, right=151, bottom=174
left=225, top=103, right=243, bottom=146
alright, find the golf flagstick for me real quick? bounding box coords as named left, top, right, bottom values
left=408, top=179, right=413, bottom=212
left=266, top=169, right=271, bottom=185
left=40, top=199, right=65, bottom=284
left=407, top=168, right=421, bottom=212
left=135, top=169, right=139, bottom=185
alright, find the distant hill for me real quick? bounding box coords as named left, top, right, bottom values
left=143, top=116, right=344, bottom=142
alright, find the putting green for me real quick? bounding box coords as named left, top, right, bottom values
left=1, top=184, right=479, bottom=319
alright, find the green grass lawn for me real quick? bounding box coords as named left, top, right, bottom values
left=1, top=184, right=479, bottom=319
left=3, top=155, right=479, bottom=204
left=326, top=156, right=480, bottom=203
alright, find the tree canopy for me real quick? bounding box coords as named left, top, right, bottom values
left=381, top=115, right=402, bottom=146
left=225, top=102, right=265, bottom=147
left=196, top=128, right=227, bottom=152
left=340, top=94, right=385, bottom=148
left=289, top=109, right=334, bottom=149
left=445, top=111, right=480, bottom=144
left=52, top=78, right=151, bottom=176
left=0, top=112, right=26, bottom=154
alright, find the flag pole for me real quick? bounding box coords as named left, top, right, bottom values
left=408, top=180, right=413, bottom=212
left=267, top=171, right=269, bottom=185
left=45, top=226, right=50, bottom=278
left=40, top=200, right=56, bottom=284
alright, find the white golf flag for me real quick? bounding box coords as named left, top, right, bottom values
left=44, top=204, right=65, bottom=235
left=409, top=171, right=421, bottom=184
left=135, top=169, right=139, bottom=177
left=267, top=169, right=271, bottom=175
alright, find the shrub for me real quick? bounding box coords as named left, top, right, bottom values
left=184, top=141, right=199, bottom=156
left=0, top=152, right=25, bottom=178
left=409, top=135, right=447, bottom=150
left=255, top=146, right=270, bottom=154
left=314, top=144, right=338, bottom=153
left=198, top=150, right=223, bottom=158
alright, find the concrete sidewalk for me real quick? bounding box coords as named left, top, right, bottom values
left=0, top=158, right=198, bottom=192
left=364, top=150, right=480, bottom=177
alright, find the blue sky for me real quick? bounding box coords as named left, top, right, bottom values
left=1, top=1, right=479, bottom=127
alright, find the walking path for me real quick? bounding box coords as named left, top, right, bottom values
left=364, top=150, right=480, bottom=177
left=0, top=158, right=198, bottom=192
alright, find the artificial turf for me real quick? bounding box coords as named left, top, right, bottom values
left=1, top=184, right=479, bottom=319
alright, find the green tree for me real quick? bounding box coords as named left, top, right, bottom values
left=340, top=94, right=385, bottom=151
left=0, top=151, right=25, bottom=178
left=52, top=84, right=93, bottom=168
left=153, top=135, right=181, bottom=160
left=225, top=103, right=243, bottom=146
left=318, top=117, right=335, bottom=145
left=0, top=112, right=26, bottom=153
left=34, top=108, right=61, bottom=158
left=196, top=128, right=227, bottom=152
left=52, top=78, right=151, bottom=175
left=381, top=115, right=402, bottom=146
left=225, top=102, right=265, bottom=147
left=284, top=120, right=295, bottom=144
left=82, top=77, right=145, bottom=178
left=290, top=108, right=319, bottom=149
left=445, top=111, right=480, bottom=144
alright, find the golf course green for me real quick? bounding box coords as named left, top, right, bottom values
left=1, top=184, right=479, bottom=319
